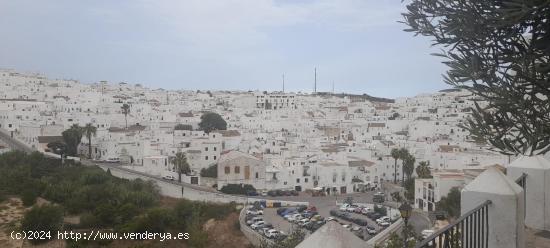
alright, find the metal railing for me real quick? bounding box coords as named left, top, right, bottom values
left=416, top=200, right=492, bottom=248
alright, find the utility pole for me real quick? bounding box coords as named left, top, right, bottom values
left=282, top=73, right=285, bottom=93
left=314, top=67, right=317, bottom=94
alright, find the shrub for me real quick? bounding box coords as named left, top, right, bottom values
left=200, top=164, right=217, bottom=178
left=21, top=204, right=64, bottom=244
left=220, top=184, right=256, bottom=195
left=21, top=188, right=38, bottom=207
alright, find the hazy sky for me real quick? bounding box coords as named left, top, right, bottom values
left=0, top=0, right=449, bottom=98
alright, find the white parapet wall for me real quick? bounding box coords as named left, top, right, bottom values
left=507, top=155, right=550, bottom=231
left=462, top=166, right=525, bottom=248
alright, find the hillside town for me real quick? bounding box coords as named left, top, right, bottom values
left=0, top=68, right=510, bottom=203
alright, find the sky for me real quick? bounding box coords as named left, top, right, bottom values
left=0, top=0, right=449, bottom=98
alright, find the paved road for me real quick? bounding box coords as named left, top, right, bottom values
left=0, top=128, right=34, bottom=153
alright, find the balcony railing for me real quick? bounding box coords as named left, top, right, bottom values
left=416, top=200, right=492, bottom=248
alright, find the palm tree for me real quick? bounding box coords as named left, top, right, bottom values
left=399, top=148, right=409, bottom=183
left=83, top=123, right=97, bottom=159
left=416, top=161, right=432, bottom=179
left=391, top=148, right=400, bottom=183
left=121, top=103, right=130, bottom=129
left=170, top=152, right=190, bottom=183
left=403, top=154, right=416, bottom=181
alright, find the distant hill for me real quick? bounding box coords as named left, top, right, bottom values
left=315, top=92, right=395, bottom=103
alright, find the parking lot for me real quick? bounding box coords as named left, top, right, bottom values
left=258, top=195, right=401, bottom=241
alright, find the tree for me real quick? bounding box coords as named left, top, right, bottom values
left=62, top=124, right=83, bottom=156
left=198, top=112, right=227, bottom=133
left=403, top=1, right=550, bottom=156
left=403, top=178, right=415, bottom=201
left=391, top=191, right=403, bottom=203
left=174, top=124, right=193, bottom=131
left=403, top=154, right=416, bottom=181
left=416, top=161, right=432, bottom=179
left=436, top=187, right=462, bottom=219
left=399, top=148, right=410, bottom=183
left=121, top=103, right=130, bottom=129
left=170, top=152, right=190, bottom=183
left=200, top=164, right=217, bottom=178
left=21, top=204, right=64, bottom=244
left=83, top=123, right=97, bottom=159
left=391, top=148, right=400, bottom=183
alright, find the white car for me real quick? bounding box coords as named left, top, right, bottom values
left=341, top=224, right=350, bottom=229
left=339, top=204, right=350, bottom=211
left=361, top=207, right=372, bottom=215
left=298, top=218, right=310, bottom=226
left=247, top=217, right=263, bottom=225
left=251, top=221, right=265, bottom=229
left=346, top=206, right=358, bottom=212
left=162, top=175, right=175, bottom=180
left=247, top=209, right=263, bottom=215
left=265, top=229, right=280, bottom=239
left=326, top=217, right=336, bottom=222
left=379, top=221, right=391, bottom=227
left=366, top=226, right=377, bottom=235
left=376, top=216, right=390, bottom=224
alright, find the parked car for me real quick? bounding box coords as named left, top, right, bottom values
left=251, top=221, right=266, bottom=230
left=354, top=207, right=363, bottom=214
left=296, top=205, right=308, bottom=212
left=339, top=204, right=350, bottom=211
left=326, top=217, right=336, bottom=222
left=351, top=218, right=368, bottom=226
left=376, top=216, right=390, bottom=224
left=346, top=205, right=359, bottom=212
left=162, top=175, right=175, bottom=180
left=361, top=207, right=372, bottom=215
left=105, top=158, right=120, bottom=163
left=265, top=229, right=280, bottom=239
left=276, top=208, right=288, bottom=215
left=247, top=217, right=263, bottom=225
left=290, top=190, right=299, bottom=196
left=369, top=213, right=383, bottom=221
left=366, top=226, right=377, bottom=235
left=379, top=221, right=391, bottom=227
left=247, top=209, right=263, bottom=215
left=299, top=221, right=310, bottom=227
left=246, top=191, right=259, bottom=196
left=268, top=190, right=277, bottom=197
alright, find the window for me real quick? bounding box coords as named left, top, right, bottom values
left=205, top=147, right=208, bottom=151
left=205, top=156, right=208, bottom=160
left=305, top=178, right=308, bottom=183
left=224, top=166, right=230, bottom=174
left=255, top=172, right=259, bottom=179
left=296, top=178, right=300, bottom=183
left=213, top=156, right=217, bottom=160
left=214, top=147, right=217, bottom=151
left=235, top=166, right=240, bottom=174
